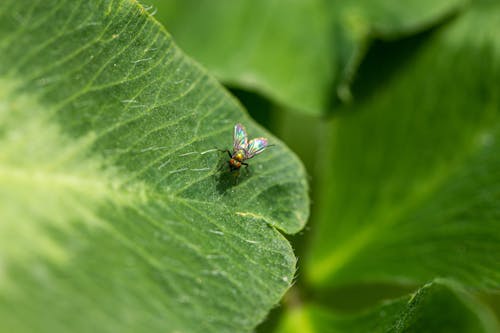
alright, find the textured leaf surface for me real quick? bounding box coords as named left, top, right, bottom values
left=307, top=2, right=500, bottom=289
left=149, top=0, right=464, bottom=114
left=0, top=1, right=309, bottom=332
left=275, top=281, right=499, bottom=333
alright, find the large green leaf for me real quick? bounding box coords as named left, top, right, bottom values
left=275, top=281, right=499, bottom=333
left=307, top=2, right=500, bottom=289
left=0, top=1, right=309, bottom=332
left=149, top=0, right=464, bottom=114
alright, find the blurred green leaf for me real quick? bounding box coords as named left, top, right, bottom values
left=0, top=1, right=309, bottom=332
left=307, top=2, right=500, bottom=289
left=149, top=0, right=464, bottom=114
left=275, top=280, right=499, bottom=333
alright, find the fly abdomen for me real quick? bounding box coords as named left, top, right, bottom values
left=229, top=158, right=241, bottom=169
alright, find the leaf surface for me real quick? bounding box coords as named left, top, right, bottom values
left=0, top=1, right=309, bottom=332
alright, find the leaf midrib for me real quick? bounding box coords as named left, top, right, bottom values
left=0, top=164, right=112, bottom=194
left=0, top=162, right=283, bottom=307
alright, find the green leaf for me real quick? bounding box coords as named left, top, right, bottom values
left=0, top=1, right=309, bottom=332
left=275, top=281, right=499, bottom=333
left=330, top=0, right=466, bottom=102
left=149, top=0, right=464, bottom=114
left=306, top=2, right=500, bottom=289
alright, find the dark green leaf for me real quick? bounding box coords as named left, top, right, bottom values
left=306, top=2, right=500, bottom=289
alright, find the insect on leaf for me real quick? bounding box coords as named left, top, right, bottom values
left=0, top=1, right=309, bottom=332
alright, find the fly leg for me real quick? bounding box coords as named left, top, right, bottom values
left=217, top=148, right=232, bottom=158
left=242, top=162, right=251, bottom=176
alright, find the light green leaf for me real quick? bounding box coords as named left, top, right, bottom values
left=0, top=1, right=309, bottom=332
left=307, top=2, right=500, bottom=289
left=275, top=281, right=499, bottom=333
left=149, top=0, right=464, bottom=114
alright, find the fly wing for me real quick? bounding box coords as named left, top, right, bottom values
left=246, top=138, right=268, bottom=159
left=233, top=123, right=248, bottom=151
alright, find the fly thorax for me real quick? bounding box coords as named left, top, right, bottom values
left=233, top=150, right=245, bottom=161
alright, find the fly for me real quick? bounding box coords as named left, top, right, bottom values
left=222, top=123, right=269, bottom=172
